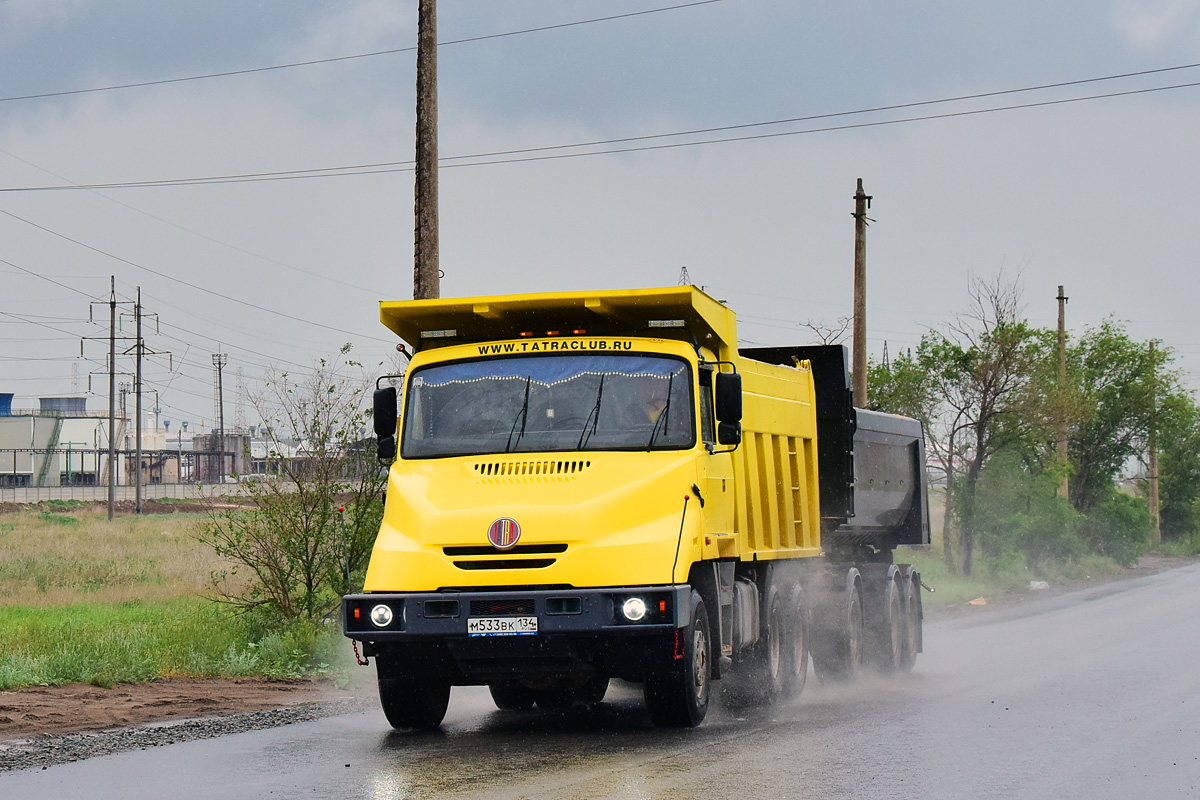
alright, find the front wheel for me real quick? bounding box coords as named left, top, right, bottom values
left=644, top=590, right=711, bottom=727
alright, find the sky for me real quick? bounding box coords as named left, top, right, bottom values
left=2, top=0, right=1200, bottom=432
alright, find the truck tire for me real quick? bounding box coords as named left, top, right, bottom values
left=722, top=584, right=788, bottom=708
left=580, top=676, right=610, bottom=707
left=489, top=681, right=536, bottom=710
left=812, top=574, right=863, bottom=683
left=644, top=590, right=711, bottom=727
left=897, top=569, right=922, bottom=673
left=781, top=585, right=809, bottom=699
left=377, top=674, right=451, bottom=730
left=866, top=576, right=905, bottom=674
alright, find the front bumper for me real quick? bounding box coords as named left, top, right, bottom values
left=343, top=585, right=690, bottom=640
left=343, top=586, right=691, bottom=683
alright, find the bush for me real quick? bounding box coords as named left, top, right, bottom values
left=1081, top=492, right=1153, bottom=567
left=969, top=451, right=1085, bottom=571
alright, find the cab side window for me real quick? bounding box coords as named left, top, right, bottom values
left=698, top=367, right=716, bottom=445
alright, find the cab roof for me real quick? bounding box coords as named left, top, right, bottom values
left=380, top=286, right=737, bottom=354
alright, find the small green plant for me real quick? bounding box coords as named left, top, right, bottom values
left=37, top=511, right=80, bottom=527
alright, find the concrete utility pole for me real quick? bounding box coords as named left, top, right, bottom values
left=213, top=353, right=228, bottom=483
left=1056, top=285, right=1069, bottom=499
left=1148, top=340, right=1161, bottom=545
left=107, top=278, right=117, bottom=521
left=852, top=178, right=872, bottom=408
left=413, top=0, right=440, bottom=300
left=135, top=289, right=143, bottom=513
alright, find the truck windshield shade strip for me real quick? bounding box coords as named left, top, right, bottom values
left=402, top=354, right=694, bottom=458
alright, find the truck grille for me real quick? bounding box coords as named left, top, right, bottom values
left=443, top=544, right=567, bottom=556
left=472, top=459, right=592, bottom=481
left=453, top=559, right=556, bottom=570
left=470, top=598, right=535, bottom=616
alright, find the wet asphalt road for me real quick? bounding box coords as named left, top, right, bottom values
left=4, top=562, right=1199, bottom=799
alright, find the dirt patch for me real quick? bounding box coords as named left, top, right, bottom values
left=0, top=677, right=343, bottom=741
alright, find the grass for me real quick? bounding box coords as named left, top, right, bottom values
left=0, top=507, right=351, bottom=689
left=0, top=507, right=229, bottom=606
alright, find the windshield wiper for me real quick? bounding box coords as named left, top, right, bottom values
left=647, top=373, right=675, bottom=449
left=578, top=374, right=606, bottom=449
left=505, top=376, right=532, bottom=452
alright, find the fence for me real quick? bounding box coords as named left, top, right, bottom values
left=0, top=482, right=254, bottom=505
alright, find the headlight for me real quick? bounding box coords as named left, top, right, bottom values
left=621, top=597, right=648, bottom=622
left=370, top=604, right=395, bottom=628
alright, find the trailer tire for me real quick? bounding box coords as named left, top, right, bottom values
left=644, top=590, right=710, bottom=727
left=489, top=681, right=536, bottom=711
left=377, top=673, right=451, bottom=730
left=812, top=576, right=863, bottom=683
left=897, top=572, right=922, bottom=673
left=866, top=577, right=905, bottom=674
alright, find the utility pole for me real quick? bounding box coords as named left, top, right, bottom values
left=82, top=278, right=134, bottom=521
left=135, top=290, right=143, bottom=512
left=107, top=280, right=117, bottom=520
left=413, top=0, right=440, bottom=300
left=1056, top=285, right=1069, bottom=499
left=1148, top=340, right=1161, bottom=546
left=213, top=353, right=228, bottom=483
left=852, top=178, right=872, bottom=408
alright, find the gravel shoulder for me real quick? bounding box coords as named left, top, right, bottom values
left=3, top=553, right=1197, bottom=773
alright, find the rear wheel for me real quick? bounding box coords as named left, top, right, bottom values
left=580, top=676, right=610, bottom=706
left=897, top=572, right=922, bottom=673
left=489, top=681, right=536, bottom=711
left=723, top=585, right=787, bottom=708
left=781, top=586, right=809, bottom=699
left=534, top=685, right=576, bottom=710
left=377, top=672, right=451, bottom=730
left=645, top=591, right=711, bottom=727
left=812, top=575, right=863, bottom=683
left=867, top=578, right=904, bottom=674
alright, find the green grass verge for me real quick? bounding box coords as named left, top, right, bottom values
left=0, top=597, right=348, bottom=690
left=901, top=547, right=1123, bottom=607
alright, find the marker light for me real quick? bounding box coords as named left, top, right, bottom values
left=621, top=597, right=648, bottom=622
left=369, top=604, right=395, bottom=628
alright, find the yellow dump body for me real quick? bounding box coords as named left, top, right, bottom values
left=363, top=286, right=822, bottom=594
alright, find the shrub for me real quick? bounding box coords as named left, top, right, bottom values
left=1081, top=491, right=1153, bottom=567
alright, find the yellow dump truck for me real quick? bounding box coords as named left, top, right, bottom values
left=343, top=286, right=929, bottom=728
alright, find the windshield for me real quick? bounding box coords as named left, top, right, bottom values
left=401, top=353, right=695, bottom=458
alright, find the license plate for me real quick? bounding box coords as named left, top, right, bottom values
left=467, top=616, right=538, bottom=637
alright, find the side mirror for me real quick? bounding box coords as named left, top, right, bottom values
left=715, top=372, right=742, bottom=422
left=717, top=421, right=741, bottom=446
left=373, top=387, right=398, bottom=461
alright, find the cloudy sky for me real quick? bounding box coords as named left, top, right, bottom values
left=2, top=0, right=1199, bottom=430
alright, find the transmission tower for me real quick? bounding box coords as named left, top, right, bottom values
left=677, top=266, right=692, bottom=286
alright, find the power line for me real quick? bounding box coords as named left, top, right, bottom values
left=0, top=207, right=394, bottom=343
left=0, top=1, right=725, bottom=105
left=5, top=63, right=1199, bottom=193
left=0, top=147, right=392, bottom=298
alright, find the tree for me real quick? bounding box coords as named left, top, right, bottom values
left=1158, top=390, right=1200, bottom=540
left=1065, top=322, right=1173, bottom=514
left=200, top=345, right=386, bottom=622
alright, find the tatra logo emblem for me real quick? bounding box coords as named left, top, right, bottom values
left=487, top=517, right=521, bottom=550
